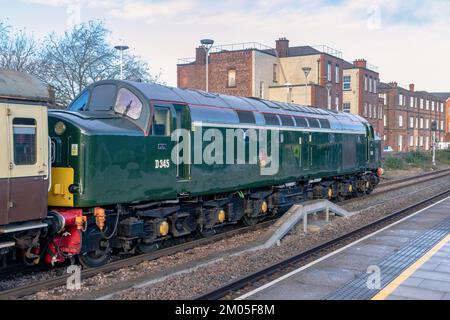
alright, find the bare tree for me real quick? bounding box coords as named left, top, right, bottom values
left=0, top=23, right=38, bottom=73
left=35, top=21, right=160, bottom=106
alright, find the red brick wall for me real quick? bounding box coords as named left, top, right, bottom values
left=177, top=50, right=253, bottom=97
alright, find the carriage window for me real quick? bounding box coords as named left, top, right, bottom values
left=114, top=88, right=143, bottom=120
left=307, top=118, right=321, bottom=128
left=279, top=115, right=295, bottom=126
left=263, top=114, right=280, bottom=126
left=89, top=84, right=117, bottom=111
left=236, top=110, right=255, bottom=124
left=294, top=117, right=308, bottom=127
left=13, top=118, right=37, bottom=165
left=69, top=90, right=90, bottom=111
left=319, top=119, right=331, bottom=129
left=152, top=107, right=171, bottom=136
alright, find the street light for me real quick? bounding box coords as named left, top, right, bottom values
left=200, top=39, right=214, bottom=92
left=114, top=45, right=130, bottom=80
left=326, top=82, right=333, bottom=109
left=302, top=67, right=311, bottom=106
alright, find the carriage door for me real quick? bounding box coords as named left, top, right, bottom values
left=6, top=104, right=48, bottom=224
left=174, top=104, right=191, bottom=181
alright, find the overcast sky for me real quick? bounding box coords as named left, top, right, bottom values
left=2, top=0, right=450, bottom=91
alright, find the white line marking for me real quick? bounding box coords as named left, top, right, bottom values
left=236, top=196, right=450, bottom=300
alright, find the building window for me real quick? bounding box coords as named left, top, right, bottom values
left=364, top=75, right=368, bottom=91
left=441, top=120, right=444, bottom=131
left=335, top=65, right=340, bottom=83
left=374, top=78, right=378, bottom=93
left=419, top=136, right=424, bottom=147
left=369, top=76, right=373, bottom=93
left=420, top=118, right=424, bottom=129
left=431, top=101, right=435, bottom=111
left=327, top=62, right=332, bottom=81
left=259, top=81, right=265, bottom=99
left=425, top=136, right=430, bottom=150
left=398, top=94, right=404, bottom=106
left=227, top=69, right=236, bottom=87
left=364, top=103, right=368, bottom=117
left=425, top=118, right=429, bottom=129
left=343, top=103, right=351, bottom=113
left=378, top=106, right=383, bottom=120
left=343, top=76, right=351, bottom=90
left=383, top=114, right=387, bottom=127
left=426, top=100, right=429, bottom=110
left=273, top=64, right=278, bottom=83
left=409, top=116, right=414, bottom=128
left=379, top=93, right=387, bottom=105
left=398, top=135, right=403, bottom=151
left=335, top=95, right=339, bottom=111
left=383, top=135, right=387, bottom=141
left=409, top=135, right=414, bottom=147
left=399, top=115, right=403, bottom=127
left=410, top=96, right=414, bottom=108
left=368, top=104, right=372, bottom=118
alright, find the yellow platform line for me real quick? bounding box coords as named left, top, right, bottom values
left=372, top=234, right=450, bottom=300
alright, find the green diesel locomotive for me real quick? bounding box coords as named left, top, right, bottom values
left=48, top=80, right=382, bottom=267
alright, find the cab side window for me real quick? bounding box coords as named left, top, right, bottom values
left=114, top=88, right=143, bottom=120
left=12, top=118, right=37, bottom=165
left=152, top=107, right=171, bottom=136
left=69, top=90, right=90, bottom=111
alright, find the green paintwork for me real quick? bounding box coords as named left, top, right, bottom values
left=48, top=104, right=381, bottom=209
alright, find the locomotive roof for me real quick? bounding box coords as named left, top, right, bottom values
left=0, top=69, right=50, bottom=102
left=71, top=80, right=370, bottom=134
left=122, top=80, right=368, bottom=132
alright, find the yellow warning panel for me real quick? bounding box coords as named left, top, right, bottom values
left=48, top=167, right=74, bottom=207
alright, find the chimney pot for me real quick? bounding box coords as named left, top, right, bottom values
left=275, top=38, right=290, bottom=58
left=353, top=59, right=367, bottom=69
left=409, top=83, right=415, bottom=92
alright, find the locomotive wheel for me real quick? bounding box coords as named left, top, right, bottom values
left=78, top=240, right=111, bottom=268
left=199, top=228, right=217, bottom=237
left=136, top=242, right=159, bottom=254
left=243, top=215, right=259, bottom=226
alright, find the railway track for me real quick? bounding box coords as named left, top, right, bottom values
left=195, top=188, right=450, bottom=300
left=0, top=220, right=274, bottom=300
left=1, top=169, right=449, bottom=300
left=340, top=168, right=450, bottom=206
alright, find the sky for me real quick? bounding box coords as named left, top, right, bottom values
left=1, top=0, right=450, bottom=91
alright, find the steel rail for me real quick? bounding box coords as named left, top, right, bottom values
left=0, top=220, right=274, bottom=300
left=195, top=189, right=450, bottom=300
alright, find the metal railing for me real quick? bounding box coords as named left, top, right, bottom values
left=177, top=57, right=196, bottom=65
left=311, top=45, right=343, bottom=59
left=210, top=42, right=273, bottom=53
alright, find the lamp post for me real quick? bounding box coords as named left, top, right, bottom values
left=114, top=45, right=129, bottom=80
left=326, top=82, right=333, bottom=109
left=302, top=67, right=311, bottom=106
left=200, top=39, right=214, bottom=92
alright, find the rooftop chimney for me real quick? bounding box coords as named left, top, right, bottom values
left=353, top=59, right=367, bottom=69
left=389, top=82, right=398, bottom=88
left=196, top=46, right=206, bottom=65
left=409, top=83, right=415, bottom=92
left=275, top=38, right=290, bottom=58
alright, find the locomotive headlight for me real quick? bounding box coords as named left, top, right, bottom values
left=54, top=122, right=66, bottom=136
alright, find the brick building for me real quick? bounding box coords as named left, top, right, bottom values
left=343, top=59, right=383, bottom=138
left=178, top=38, right=346, bottom=110
left=431, top=93, right=450, bottom=144
left=379, top=82, right=446, bottom=152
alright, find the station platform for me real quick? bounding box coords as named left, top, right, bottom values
left=239, top=197, right=450, bottom=300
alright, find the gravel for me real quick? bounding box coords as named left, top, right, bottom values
left=17, top=173, right=450, bottom=300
